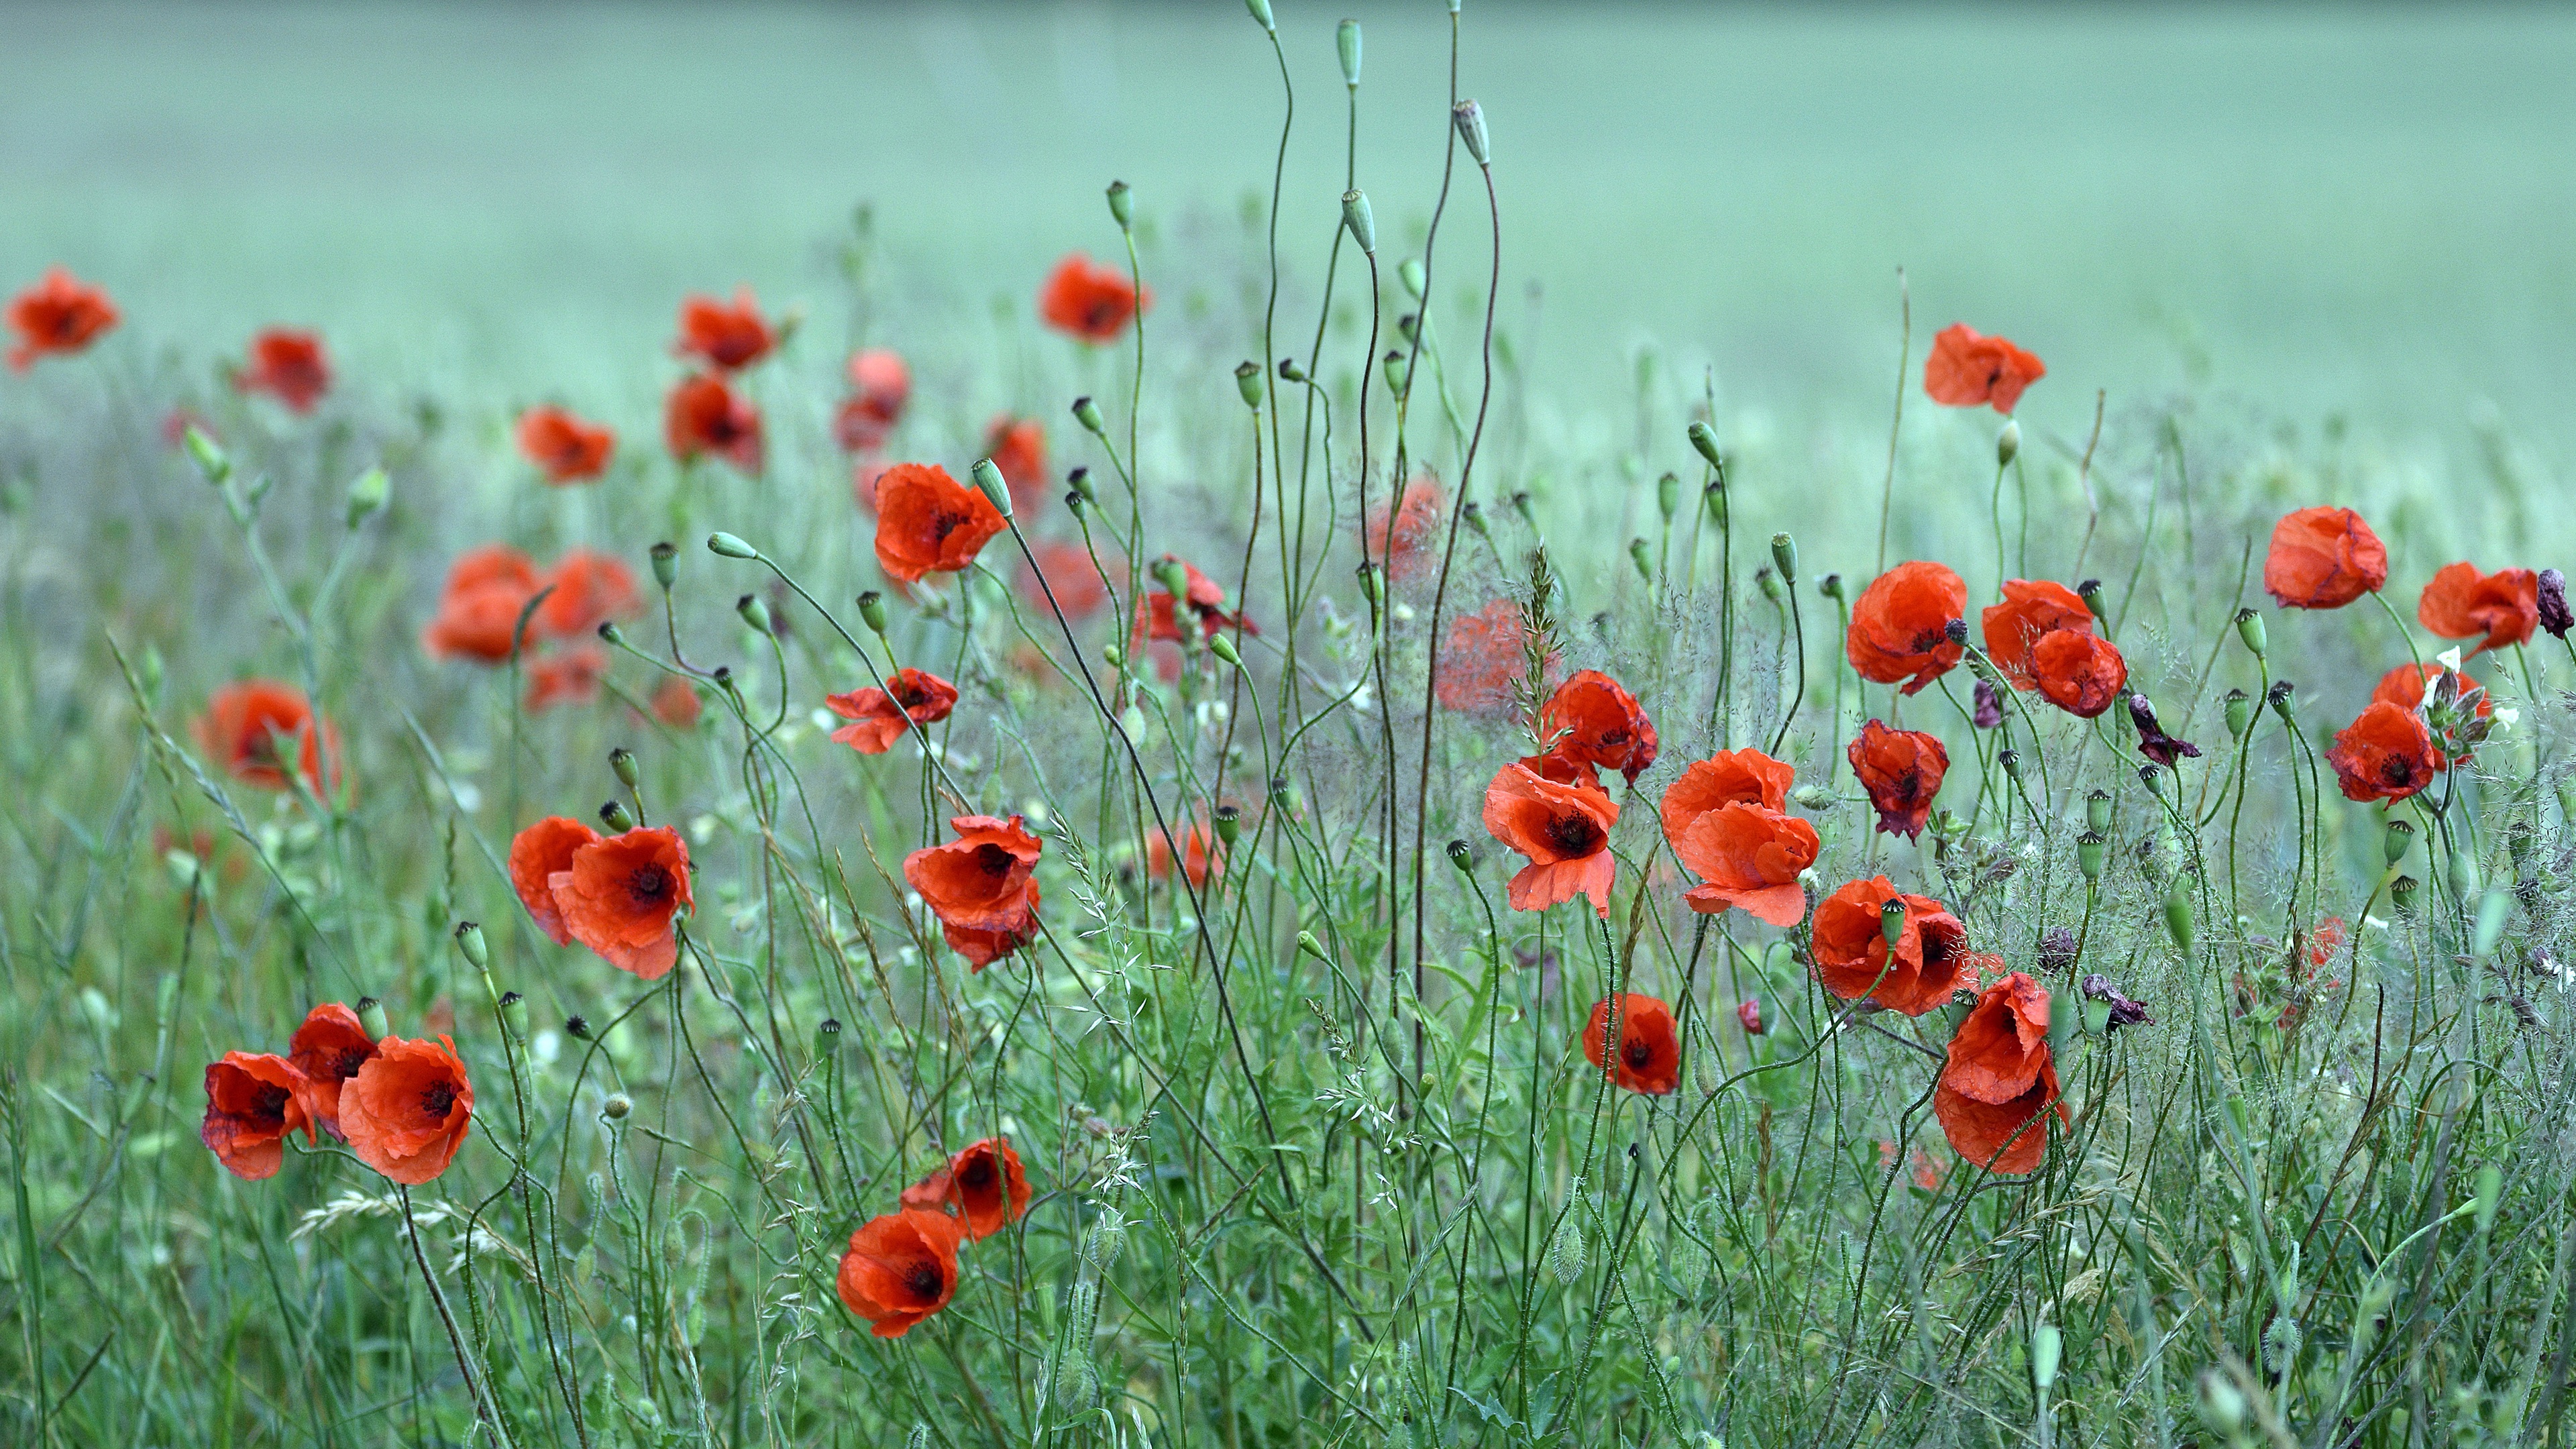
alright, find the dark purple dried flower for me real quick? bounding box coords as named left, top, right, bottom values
left=2538, top=568, right=2571, bottom=639
left=1972, top=678, right=2004, bottom=730
left=2080, top=973, right=2156, bottom=1034
left=2129, top=693, right=2202, bottom=769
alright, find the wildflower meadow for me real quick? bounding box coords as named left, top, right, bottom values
left=5, top=5, right=2575, bottom=1448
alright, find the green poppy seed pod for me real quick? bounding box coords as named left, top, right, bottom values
left=344, top=466, right=388, bottom=528
left=1244, top=0, right=1274, bottom=33
left=1452, top=99, right=1490, bottom=166
left=857, top=590, right=888, bottom=636
left=2086, top=789, right=2112, bottom=833
left=1208, top=631, right=1243, bottom=669
left=1295, top=930, right=1330, bottom=961
left=453, top=921, right=490, bottom=969
left=2383, top=818, right=2415, bottom=865
left=2268, top=680, right=2297, bottom=723
left=1105, top=179, right=1132, bottom=231
left=1880, top=896, right=1909, bottom=949
left=1705, top=481, right=1729, bottom=528
left=183, top=425, right=231, bottom=484
left=2078, top=830, right=2106, bottom=882
left=1998, top=749, right=2021, bottom=781
left=2078, top=578, right=2108, bottom=628
left=596, top=620, right=625, bottom=647
left=2472, top=888, right=2512, bottom=957
left=499, top=990, right=531, bottom=1040
left=603, top=1092, right=632, bottom=1121
left=1755, top=566, right=1782, bottom=603
left=650, top=541, right=678, bottom=590
left=969, top=457, right=1014, bottom=518
left=1381, top=347, right=1409, bottom=393
left=2031, top=1323, right=2061, bottom=1392
left=1687, top=419, right=1723, bottom=471
left=735, top=592, right=772, bottom=635
left=2235, top=606, right=2267, bottom=658
left=1234, top=360, right=1264, bottom=409
left=2140, top=763, right=2163, bottom=796
left=2224, top=688, right=2251, bottom=739
left=600, top=799, right=636, bottom=833
left=1630, top=538, right=1656, bottom=584
left=1336, top=17, right=1362, bottom=86
left=816, top=1018, right=841, bottom=1059
left=1276, top=355, right=1307, bottom=384
left=1819, top=572, right=1844, bottom=602
left=1446, top=839, right=1474, bottom=873
left=1546, top=1213, right=1587, bottom=1283
left=1212, top=804, right=1241, bottom=848
left=610, top=747, right=640, bottom=790
left=2390, top=873, right=2420, bottom=915
left=2473, top=1163, right=2504, bottom=1234
left=2163, top=872, right=2194, bottom=953
left=1996, top=420, right=2021, bottom=468
left=708, top=531, right=759, bottom=560
left=1511, top=490, right=1537, bottom=527
left=1271, top=773, right=1301, bottom=814
left=1151, top=555, right=1189, bottom=598
left=1656, top=471, right=1680, bottom=523
left=1340, top=189, right=1376, bottom=255
left=1072, top=395, right=1105, bottom=435
left=564, top=1014, right=591, bottom=1039
left=1398, top=256, right=1426, bottom=302
left=1462, top=500, right=1489, bottom=539
left=356, top=996, right=389, bottom=1040
left=1770, top=532, right=1799, bottom=586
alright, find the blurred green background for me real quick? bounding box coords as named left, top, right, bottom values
left=5, top=1, right=2573, bottom=461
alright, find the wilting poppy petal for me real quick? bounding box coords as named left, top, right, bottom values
left=826, top=668, right=959, bottom=754
left=1923, top=323, right=2044, bottom=413
left=2418, top=562, right=2539, bottom=657
left=1847, top=720, right=1947, bottom=839
left=1934, top=972, right=2067, bottom=1175
left=201, top=1051, right=314, bottom=1180
left=1847, top=562, right=1967, bottom=695
left=2263, top=506, right=2387, bottom=610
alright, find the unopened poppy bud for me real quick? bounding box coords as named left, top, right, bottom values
left=2267, top=680, right=2296, bottom=722
left=1398, top=257, right=1426, bottom=302
left=857, top=590, right=888, bottom=636
left=1880, top=897, right=1908, bottom=948
left=1687, top=420, right=1723, bottom=471
left=1755, top=566, right=1782, bottom=603
left=1340, top=189, right=1376, bottom=255
left=603, top=1093, right=631, bottom=1120
left=1770, top=532, right=1799, bottom=586
left=1818, top=573, right=1845, bottom=604
left=356, top=996, right=389, bottom=1040
left=2163, top=872, right=2194, bottom=953
left=2224, top=688, right=2251, bottom=738
left=2390, top=873, right=2420, bottom=916
left=1737, top=998, right=1764, bottom=1036
left=598, top=621, right=627, bottom=649
left=969, top=457, right=1014, bottom=519
left=1996, top=420, right=2021, bottom=468
left=1336, top=17, right=1362, bottom=86
left=2077, top=830, right=2106, bottom=881
left=1546, top=1212, right=1586, bottom=1283
left=2449, top=847, right=2481, bottom=900
left=1357, top=561, right=1385, bottom=609
left=649, top=541, right=678, bottom=590
left=1382, top=348, right=1409, bottom=392
left=1244, top=0, right=1274, bottom=32
left=1295, top=930, right=1330, bottom=961
left=735, top=592, right=771, bottom=635
left=184, top=425, right=231, bottom=484
left=1452, top=99, right=1490, bottom=165
left=600, top=800, right=636, bottom=833
left=1705, top=480, right=1729, bottom=528
left=1234, top=360, right=1264, bottom=409
left=565, top=1014, right=591, bottom=1039
left=1209, top=631, right=1242, bottom=669
left=1105, top=179, right=1132, bottom=230
left=609, top=747, right=640, bottom=789
left=1212, top=805, right=1241, bottom=848
left=816, top=1018, right=841, bottom=1057
left=499, top=991, right=530, bottom=1039
left=2031, top=1323, right=2061, bottom=1391
left=1631, top=539, right=1657, bottom=584
left=345, top=466, right=388, bottom=527
left=708, top=531, right=759, bottom=559
left=1102, top=641, right=1125, bottom=669
left=453, top=921, right=490, bottom=969
left=2384, top=818, right=2415, bottom=865
left=2235, top=606, right=2267, bottom=657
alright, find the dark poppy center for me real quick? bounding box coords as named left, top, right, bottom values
left=959, top=1156, right=996, bottom=1191
left=333, top=1047, right=372, bottom=1081
left=931, top=511, right=967, bottom=543
left=1544, top=812, right=1603, bottom=857
left=421, top=1081, right=458, bottom=1120
left=1921, top=922, right=1960, bottom=969
left=906, top=1262, right=945, bottom=1301
left=1908, top=627, right=1951, bottom=654
left=253, top=1083, right=291, bottom=1122
left=973, top=843, right=1015, bottom=877
left=893, top=682, right=928, bottom=708
left=1622, top=1038, right=1654, bottom=1070
left=2379, top=755, right=2416, bottom=787
left=1599, top=727, right=1629, bottom=747
left=629, top=864, right=672, bottom=904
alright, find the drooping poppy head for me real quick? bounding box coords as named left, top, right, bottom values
left=1039, top=253, right=1148, bottom=343
left=197, top=680, right=342, bottom=796
left=2326, top=701, right=2439, bottom=804
left=235, top=328, right=331, bottom=413
left=674, top=286, right=775, bottom=372
left=537, top=549, right=644, bottom=638
left=1847, top=720, right=1948, bottom=840
left=1934, top=972, right=2068, bottom=1175
left=523, top=645, right=608, bottom=713
left=2263, top=506, right=2387, bottom=610
left=1810, top=877, right=1969, bottom=1016
left=904, top=815, right=1044, bottom=969
left=547, top=826, right=694, bottom=979
left=2029, top=630, right=2128, bottom=719
left=422, top=544, right=543, bottom=663
left=650, top=675, right=704, bottom=728
left=515, top=405, right=616, bottom=484
left=826, top=668, right=959, bottom=754
left=1539, top=669, right=1660, bottom=784
left=1015, top=539, right=1113, bottom=622
left=1847, top=562, right=1968, bottom=695
left=1438, top=598, right=1557, bottom=714
left=837, top=1210, right=965, bottom=1338
left=664, top=372, right=764, bottom=474
left=1979, top=580, right=2093, bottom=688
left=1481, top=761, right=1619, bottom=917
left=7, top=267, right=119, bottom=370
left=1366, top=474, right=1446, bottom=584
left=873, top=462, right=1008, bottom=584
left=1582, top=994, right=1680, bottom=1095
left=834, top=349, right=912, bottom=453
left=2417, top=562, right=2539, bottom=657
left=286, top=1002, right=379, bottom=1138
left=1923, top=323, right=2045, bottom=413
left=201, top=1051, right=314, bottom=1179
left=982, top=415, right=1049, bottom=517
left=1145, top=814, right=1222, bottom=888
left=1659, top=749, right=1795, bottom=845
left=898, top=1136, right=1032, bottom=1241
left=509, top=816, right=600, bottom=945
left=337, top=1034, right=473, bottom=1185
left=1669, top=802, right=1818, bottom=926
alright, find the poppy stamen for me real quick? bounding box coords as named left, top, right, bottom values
left=421, top=1081, right=458, bottom=1120
left=629, top=865, right=671, bottom=904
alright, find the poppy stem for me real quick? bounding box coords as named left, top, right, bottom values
left=395, top=1182, right=512, bottom=1445
left=1875, top=267, right=1910, bottom=576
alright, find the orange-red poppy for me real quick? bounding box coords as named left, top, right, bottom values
left=1811, top=877, right=1968, bottom=1016
left=1039, top=254, right=1148, bottom=343
left=674, top=287, right=775, bottom=372
left=835, top=349, right=911, bottom=453
left=509, top=815, right=600, bottom=945
left=536, top=549, right=643, bottom=638
left=2326, top=701, right=2438, bottom=804
left=286, top=1002, right=379, bottom=1138
left=665, top=372, right=764, bottom=474
left=898, top=1136, right=1031, bottom=1241
left=2372, top=661, right=2489, bottom=767
left=903, top=814, right=1043, bottom=970
left=874, top=462, right=1007, bottom=584
left=651, top=675, right=704, bottom=727
left=549, top=826, right=694, bottom=979
left=2418, top=562, right=2539, bottom=657
left=1659, top=749, right=1794, bottom=843
left=1539, top=669, right=1660, bottom=784
left=1135, top=556, right=1256, bottom=645
left=516, top=405, right=615, bottom=484
left=201, top=1051, right=313, bottom=1180
left=1934, top=971, right=2067, bottom=1176
left=1015, top=539, right=1113, bottom=622
left=2373, top=661, right=2487, bottom=716
left=1846, top=561, right=1967, bottom=695
left=1880, top=1140, right=1945, bottom=1192
left=423, top=544, right=543, bottom=663
left=1437, top=598, right=1556, bottom=714
left=523, top=645, right=608, bottom=713
left=1668, top=802, right=1817, bottom=926
left=1146, top=814, right=1222, bottom=888
left=197, top=680, right=342, bottom=796
left=837, top=1210, right=964, bottom=1338
left=7, top=267, right=119, bottom=370
left=1847, top=720, right=1947, bottom=840
left=2263, top=506, right=2387, bottom=610
left=235, top=328, right=331, bottom=413
left=1923, top=323, right=2044, bottom=413
left=2029, top=630, right=2127, bottom=718
left=1517, top=750, right=1598, bottom=789
left=338, top=1034, right=474, bottom=1185
left=826, top=668, right=959, bottom=753
left=1366, top=474, right=1445, bottom=583
left=1481, top=762, right=1619, bottom=916
left=983, top=415, right=1049, bottom=516
left=1581, top=994, right=1680, bottom=1095
left=1979, top=580, right=2092, bottom=687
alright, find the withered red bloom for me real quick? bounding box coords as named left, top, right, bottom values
left=2263, top=506, right=2387, bottom=610
left=1366, top=474, right=1445, bottom=584
left=516, top=405, right=615, bottom=484
left=523, top=645, right=608, bottom=713
left=1481, top=762, right=1619, bottom=917
left=338, top=1034, right=474, bottom=1185
left=674, top=287, right=775, bottom=372
left=197, top=680, right=342, bottom=796
left=235, top=328, right=331, bottom=413
left=2417, top=562, right=2539, bottom=657
left=1923, top=323, right=2045, bottom=413
left=537, top=549, right=644, bottom=638
left=1934, top=972, right=2067, bottom=1176
left=1659, top=749, right=1794, bottom=844
left=2327, top=701, right=2438, bottom=804
left=287, top=1002, right=379, bottom=1138
left=549, top=826, right=694, bottom=979
left=2029, top=630, right=2127, bottom=718
left=7, top=267, right=119, bottom=370
left=834, top=349, right=911, bottom=453
left=1668, top=802, right=1817, bottom=926
left=899, top=1136, right=1031, bottom=1241
left=1539, top=669, right=1660, bottom=784
left=509, top=816, right=600, bottom=946
left=873, top=462, right=1007, bottom=584
left=1015, top=539, right=1112, bottom=622
left=1847, top=719, right=1948, bottom=840
left=983, top=415, right=1049, bottom=516
left=1980, top=580, right=2092, bottom=688
left=1438, top=598, right=1554, bottom=714
left=1582, top=994, right=1679, bottom=1095
left=1039, top=253, right=1148, bottom=343
left=1811, top=877, right=1968, bottom=1016
left=837, top=1210, right=963, bottom=1338
left=826, top=668, right=959, bottom=754
left=1847, top=562, right=1967, bottom=694
left=201, top=1051, right=313, bottom=1180
left=664, top=372, right=764, bottom=474
left=423, top=544, right=543, bottom=663
left=903, top=814, right=1043, bottom=971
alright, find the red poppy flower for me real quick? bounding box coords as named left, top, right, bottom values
left=234, top=328, right=331, bottom=413
left=516, top=405, right=615, bottom=484
left=837, top=1210, right=964, bottom=1338
left=898, top=1137, right=1031, bottom=1241
left=1658, top=749, right=1794, bottom=844
left=1134, top=556, right=1256, bottom=646
left=983, top=415, right=1049, bottom=517
left=7, top=267, right=119, bottom=370
left=2029, top=630, right=2127, bottom=718
left=826, top=668, right=959, bottom=754
left=1811, top=877, right=1968, bottom=1016
left=1979, top=580, right=2092, bottom=688
left=423, top=544, right=543, bottom=663
left=523, top=645, right=608, bottom=713
left=197, top=680, right=342, bottom=796
left=674, top=287, right=775, bottom=372
left=2263, top=506, right=2387, bottom=610
left=1538, top=669, right=1660, bottom=784
left=1581, top=994, right=1680, bottom=1095
left=1517, top=751, right=1599, bottom=788
left=1923, top=323, right=2045, bottom=413
left=2373, top=662, right=2487, bottom=716
left=537, top=549, right=643, bottom=638
left=873, top=462, right=1007, bottom=584
left=1015, top=539, right=1112, bottom=621
left=1847, top=561, right=1967, bottom=694
left=651, top=676, right=703, bottom=727
left=1438, top=598, right=1556, bottom=714
left=904, top=814, right=1044, bottom=971
left=1847, top=719, right=1947, bottom=840
left=1146, top=815, right=1221, bottom=888
left=2372, top=661, right=2489, bottom=767
left=286, top=1002, right=379, bottom=1138
left=549, top=826, right=694, bottom=979
left=201, top=1051, right=314, bottom=1180
left=1738, top=998, right=1765, bottom=1035
left=665, top=372, right=764, bottom=474
left=1934, top=972, right=2067, bottom=1176
left=508, top=815, right=600, bottom=945
left=2418, top=562, right=2539, bottom=657
left=338, top=1034, right=474, bottom=1185
left=1481, top=762, right=1619, bottom=916
left=1365, top=474, right=1445, bottom=584
left=834, top=348, right=911, bottom=453
left=1039, top=253, right=1148, bottom=343
left=1668, top=802, right=1817, bottom=926
left=2326, top=701, right=2439, bottom=804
